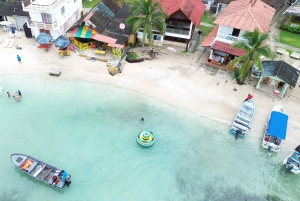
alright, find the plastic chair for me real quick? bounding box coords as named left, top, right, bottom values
left=16, top=32, right=21, bottom=39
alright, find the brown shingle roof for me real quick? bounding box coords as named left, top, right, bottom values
left=214, top=0, right=275, bottom=33
left=211, top=41, right=246, bottom=56
left=157, top=0, right=206, bottom=26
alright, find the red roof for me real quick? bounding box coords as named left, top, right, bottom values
left=200, top=25, right=219, bottom=47
left=211, top=41, right=246, bottom=56
left=214, top=0, right=275, bottom=33
left=157, top=0, right=205, bottom=26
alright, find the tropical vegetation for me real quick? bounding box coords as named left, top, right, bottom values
left=125, top=0, right=168, bottom=46
left=227, top=29, right=276, bottom=84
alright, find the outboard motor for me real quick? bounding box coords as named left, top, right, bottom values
left=283, top=165, right=293, bottom=173
left=235, top=130, right=242, bottom=139
left=268, top=146, right=272, bottom=155
left=65, top=178, right=71, bottom=187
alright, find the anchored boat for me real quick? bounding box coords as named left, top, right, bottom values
left=283, top=145, right=300, bottom=174
left=137, top=130, right=155, bottom=146
left=262, top=105, right=288, bottom=154
left=230, top=99, right=255, bottom=139
left=10, top=154, right=71, bottom=189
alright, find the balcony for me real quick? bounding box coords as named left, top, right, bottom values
left=27, top=20, right=58, bottom=30
left=22, top=0, right=64, bottom=14
left=216, top=33, right=246, bottom=44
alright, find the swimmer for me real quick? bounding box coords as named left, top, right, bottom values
left=7, top=92, right=11, bottom=97
left=13, top=95, right=20, bottom=100
left=141, top=117, right=144, bottom=121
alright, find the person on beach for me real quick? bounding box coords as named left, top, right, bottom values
left=7, top=92, right=11, bottom=97
left=141, top=117, right=144, bottom=121
left=17, top=55, right=22, bottom=64
left=245, top=94, right=253, bottom=102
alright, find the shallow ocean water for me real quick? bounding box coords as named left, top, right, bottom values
left=0, top=74, right=299, bottom=201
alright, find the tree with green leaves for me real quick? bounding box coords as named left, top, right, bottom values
left=125, top=0, right=168, bottom=46
left=227, top=29, right=275, bottom=84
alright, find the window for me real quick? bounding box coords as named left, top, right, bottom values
left=153, top=35, right=162, bottom=41
left=61, top=6, right=65, bottom=15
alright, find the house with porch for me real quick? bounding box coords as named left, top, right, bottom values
left=137, top=0, right=205, bottom=50
left=21, top=0, right=82, bottom=39
left=201, top=0, right=275, bottom=67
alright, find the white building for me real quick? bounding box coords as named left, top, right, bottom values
left=21, top=0, right=82, bottom=39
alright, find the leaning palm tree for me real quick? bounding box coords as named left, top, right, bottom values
left=227, top=29, right=276, bottom=84
left=125, top=0, right=168, bottom=47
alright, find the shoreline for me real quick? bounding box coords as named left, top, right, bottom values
left=1, top=32, right=300, bottom=152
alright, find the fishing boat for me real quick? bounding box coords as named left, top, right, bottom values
left=10, top=154, right=71, bottom=189
left=230, top=99, right=255, bottom=139
left=137, top=130, right=155, bottom=146
left=283, top=145, right=300, bottom=174
left=262, top=105, right=288, bottom=154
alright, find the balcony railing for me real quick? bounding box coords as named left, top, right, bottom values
left=27, top=20, right=58, bottom=30
left=22, top=0, right=64, bottom=14
left=216, top=33, right=246, bottom=44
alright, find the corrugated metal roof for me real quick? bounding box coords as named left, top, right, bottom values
left=211, top=41, right=246, bottom=56
left=262, top=60, right=300, bottom=87
left=0, top=0, right=29, bottom=16
left=214, top=0, right=275, bottom=33
left=157, top=0, right=205, bottom=26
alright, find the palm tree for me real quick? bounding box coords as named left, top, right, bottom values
left=125, top=0, right=168, bottom=47
left=227, top=29, right=276, bottom=84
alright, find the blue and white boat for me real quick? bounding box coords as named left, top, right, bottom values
left=230, top=99, right=255, bottom=139
left=262, top=105, right=288, bottom=154
left=283, top=145, right=300, bottom=174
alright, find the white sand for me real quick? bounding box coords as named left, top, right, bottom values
left=1, top=31, right=300, bottom=152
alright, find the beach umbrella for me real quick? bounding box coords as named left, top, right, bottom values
left=36, top=32, right=52, bottom=44
left=54, top=35, right=70, bottom=49
left=0, top=21, right=14, bottom=26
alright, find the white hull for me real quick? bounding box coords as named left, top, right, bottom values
left=262, top=105, right=286, bottom=153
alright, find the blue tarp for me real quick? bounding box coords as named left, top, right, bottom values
left=36, top=32, right=52, bottom=44
left=267, top=111, right=288, bottom=140
left=54, top=35, right=70, bottom=49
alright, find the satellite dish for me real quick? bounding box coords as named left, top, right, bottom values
left=119, top=23, right=125, bottom=30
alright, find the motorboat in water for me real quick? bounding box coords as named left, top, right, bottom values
left=283, top=145, right=300, bottom=174
left=137, top=130, right=155, bottom=146
left=262, top=105, right=288, bottom=154
left=10, top=154, right=71, bottom=189
left=230, top=99, right=255, bottom=139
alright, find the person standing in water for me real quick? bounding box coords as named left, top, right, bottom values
left=141, top=117, right=144, bottom=121
left=7, top=92, right=11, bottom=97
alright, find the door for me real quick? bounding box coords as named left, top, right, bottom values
left=232, top=28, right=240, bottom=37
left=23, top=23, right=33, bottom=38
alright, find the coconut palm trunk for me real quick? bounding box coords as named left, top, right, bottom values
left=227, top=29, right=275, bottom=84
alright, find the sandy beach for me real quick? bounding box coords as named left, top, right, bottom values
left=1, top=31, right=300, bottom=151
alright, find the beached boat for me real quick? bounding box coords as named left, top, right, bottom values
left=10, top=154, right=71, bottom=189
left=262, top=105, right=288, bottom=154
left=230, top=99, right=255, bottom=139
left=283, top=145, right=300, bottom=174
left=137, top=130, right=155, bottom=146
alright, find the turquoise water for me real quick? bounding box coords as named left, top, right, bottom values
left=0, top=74, right=299, bottom=201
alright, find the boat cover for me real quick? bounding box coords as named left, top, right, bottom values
left=295, top=145, right=300, bottom=153
left=267, top=111, right=288, bottom=139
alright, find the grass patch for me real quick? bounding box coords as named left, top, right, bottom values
left=199, top=25, right=214, bottom=37
left=201, top=11, right=216, bottom=25
left=82, top=0, right=101, bottom=8
left=279, top=30, right=300, bottom=49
